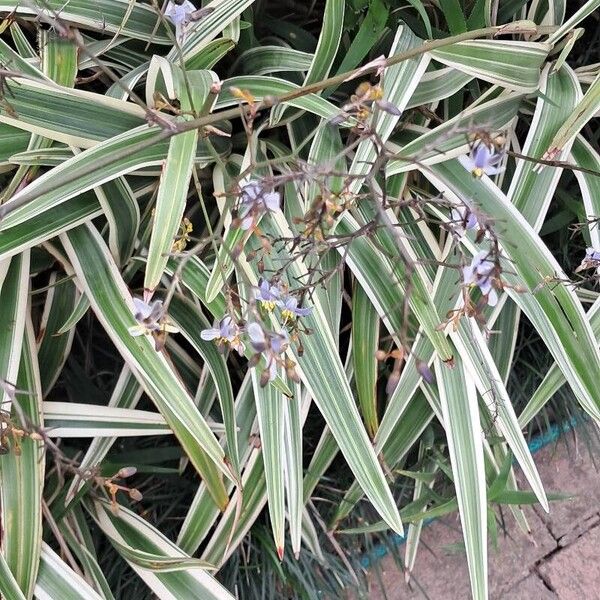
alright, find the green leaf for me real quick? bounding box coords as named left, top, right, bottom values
left=60, top=224, right=232, bottom=505
left=169, top=0, right=256, bottom=63
left=435, top=358, right=487, bottom=600
left=238, top=46, right=313, bottom=75
left=144, top=63, right=216, bottom=293
left=542, top=71, right=600, bottom=160
left=508, top=65, right=581, bottom=228
left=0, top=0, right=173, bottom=44
left=303, top=0, right=344, bottom=85
left=35, top=544, right=104, bottom=600
left=283, top=382, right=303, bottom=557
left=42, top=401, right=172, bottom=437
left=36, top=274, right=78, bottom=396
left=251, top=369, right=286, bottom=558
left=0, top=553, right=26, bottom=600
left=430, top=39, right=550, bottom=91
left=331, top=0, right=388, bottom=80
left=440, top=0, right=468, bottom=34
left=1, top=316, right=44, bottom=599
left=351, top=282, right=379, bottom=438
left=90, top=500, right=235, bottom=600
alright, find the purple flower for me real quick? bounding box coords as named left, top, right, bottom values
left=164, top=0, right=196, bottom=41
left=277, top=295, right=312, bottom=321
left=451, top=206, right=478, bottom=236
left=201, top=316, right=245, bottom=355
left=128, top=297, right=178, bottom=344
left=129, top=298, right=164, bottom=336
left=238, top=180, right=281, bottom=230
left=247, top=323, right=289, bottom=382
left=575, top=247, right=600, bottom=273
left=462, top=250, right=498, bottom=306
left=254, top=279, right=282, bottom=312
left=464, top=143, right=503, bottom=178
left=585, top=247, right=600, bottom=262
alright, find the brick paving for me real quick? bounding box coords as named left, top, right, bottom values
left=367, top=427, right=600, bottom=599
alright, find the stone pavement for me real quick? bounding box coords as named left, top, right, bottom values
left=368, top=427, right=600, bottom=599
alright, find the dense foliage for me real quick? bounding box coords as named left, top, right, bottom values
left=0, top=0, right=599, bottom=598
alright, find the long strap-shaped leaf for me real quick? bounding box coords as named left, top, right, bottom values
left=542, top=71, right=600, bottom=170
left=0, top=253, right=29, bottom=410
left=424, top=159, right=600, bottom=422
left=60, top=223, right=232, bottom=505
left=0, top=1, right=173, bottom=44
left=144, top=60, right=217, bottom=294
left=0, top=553, right=26, bottom=600
left=169, top=0, right=255, bottom=63
left=284, top=382, right=304, bottom=557
left=89, top=500, right=235, bottom=600
left=259, top=212, right=404, bottom=534
left=42, top=402, right=171, bottom=437
left=177, top=373, right=257, bottom=555
left=35, top=544, right=103, bottom=600
left=168, top=295, right=239, bottom=477
left=1, top=315, right=44, bottom=599
left=429, top=39, right=550, bottom=91
left=435, top=357, right=487, bottom=600
left=508, top=64, right=582, bottom=229
left=36, top=274, right=78, bottom=397
left=251, top=369, right=286, bottom=558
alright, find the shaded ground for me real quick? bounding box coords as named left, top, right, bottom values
left=369, top=426, right=600, bottom=599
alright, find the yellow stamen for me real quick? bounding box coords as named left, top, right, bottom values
left=281, top=309, right=295, bottom=322
left=261, top=300, right=276, bottom=312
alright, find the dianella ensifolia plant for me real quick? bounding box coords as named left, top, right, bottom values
left=0, top=0, right=599, bottom=598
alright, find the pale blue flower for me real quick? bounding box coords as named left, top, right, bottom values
left=464, top=143, right=503, bottom=178
left=164, top=0, right=196, bottom=41
left=277, top=295, right=312, bottom=321
left=451, top=206, right=478, bottom=236
left=201, top=316, right=245, bottom=355
left=463, top=250, right=498, bottom=306
left=575, top=247, right=600, bottom=272
left=128, top=298, right=164, bottom=336
left=585, top=247, right=600, bottom=262
left=238, top=180, right=281, bottom=230
left=247, top=322, right=289, bottom=382
left=254, top=279, right=282, bottom=311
